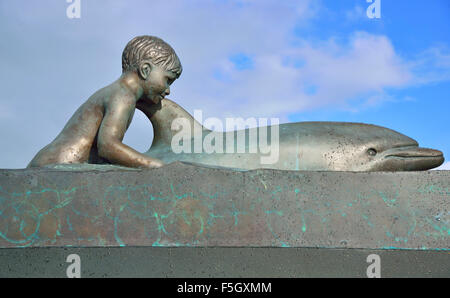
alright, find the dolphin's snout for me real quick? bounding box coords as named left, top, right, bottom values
left=386, top=147, right=443, bottom=158
left=384, top=146, right=444, bottom=171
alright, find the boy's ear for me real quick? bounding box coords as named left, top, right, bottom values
left=138, top=62, right=152, bottom=80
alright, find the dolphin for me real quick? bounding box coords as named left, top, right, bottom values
left=137, top=99, right=444, bottom=171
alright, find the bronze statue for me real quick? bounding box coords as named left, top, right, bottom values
left=138, top=98, right=445, bottom=171
left=28, top=35, right=444, bottom=171
left=28, top=36, right=182, bottom=169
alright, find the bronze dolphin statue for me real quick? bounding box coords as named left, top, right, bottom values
left=138, top=99, right=444, bottom=171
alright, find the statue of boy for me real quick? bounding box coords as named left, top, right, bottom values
left=28, top=35, right=182, bottom=168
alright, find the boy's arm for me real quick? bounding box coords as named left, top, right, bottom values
left=97, top=96, right=164, bottom=168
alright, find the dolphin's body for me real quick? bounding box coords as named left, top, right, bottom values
left=139, top=99, right=444, bottom=171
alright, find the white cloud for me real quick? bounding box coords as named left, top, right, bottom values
left=409, top=46, right=450, bottom=84
left=0, top=1, right=426, bottom=123
left=174, top=31, right=415, bottom=120
left=99, top=2, right=414, bottom=121
left=287, top=33, right=413, bottom=109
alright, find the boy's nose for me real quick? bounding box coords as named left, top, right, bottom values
left=164, top=88, right=170, bottom=96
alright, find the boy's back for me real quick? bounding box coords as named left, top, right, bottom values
left=28, top=84, right=116, bottom=167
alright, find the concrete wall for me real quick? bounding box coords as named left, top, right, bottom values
left=0, top=162, right=448, bottom=250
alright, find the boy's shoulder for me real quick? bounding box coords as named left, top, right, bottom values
left=103, top=82, right=137, bottom=106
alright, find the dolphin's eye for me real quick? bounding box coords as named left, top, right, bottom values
left=367, top=148, right=377, bottom=156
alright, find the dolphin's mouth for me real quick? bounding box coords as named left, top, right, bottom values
left=383, top=146, right=444, bottom=170
left=385, top=146, right=443, bottom=158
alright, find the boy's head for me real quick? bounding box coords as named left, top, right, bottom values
left=122, top=35, right=182, bottom=77
left=122, top=35, right=182, bottom=103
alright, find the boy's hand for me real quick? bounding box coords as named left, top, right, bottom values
left=146, top=158, right=165, bottom=168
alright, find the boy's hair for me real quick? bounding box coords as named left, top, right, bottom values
left=122, top=35, right=182, bottom=77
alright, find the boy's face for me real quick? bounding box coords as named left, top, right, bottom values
left=143, top=64, right=177, bottom=104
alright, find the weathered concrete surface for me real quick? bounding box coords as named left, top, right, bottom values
left=0, top=162, right=448, bottom=249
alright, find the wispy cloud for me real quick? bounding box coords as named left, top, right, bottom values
left=185, top=30, right=416, bottom=120
left=409, top=46, right=450, bottom=84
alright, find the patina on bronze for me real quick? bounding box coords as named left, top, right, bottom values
left=28, top=36, right=182, bottom=169
left=138, top=98, right=445, bottom=171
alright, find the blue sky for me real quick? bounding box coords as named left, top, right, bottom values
left=0, top=0, right=448, bottom=169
